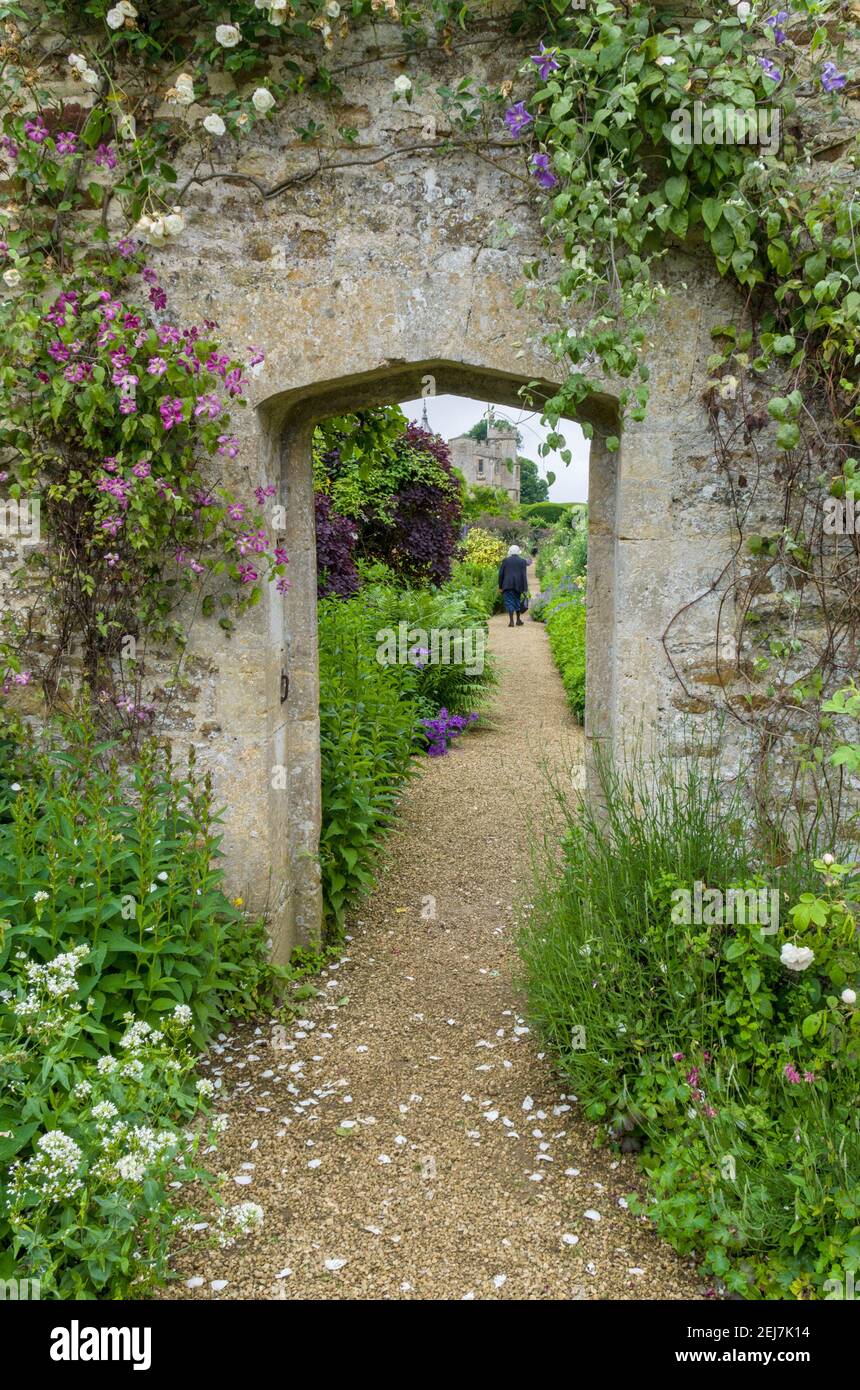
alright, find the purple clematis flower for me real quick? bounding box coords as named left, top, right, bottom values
left=764, top=10, right=788, bottom=45
left=504, top=101, right=533, bottom=136
left=821, top=61, right=847, bottom=93
left=531, top=43, right=560, bottom=82
left=758, top=56, right=782, bottom=83
left=530, top=152, right=559, bottom=190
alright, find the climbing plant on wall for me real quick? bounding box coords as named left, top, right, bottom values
left=0, top=0, right=857, bottom=778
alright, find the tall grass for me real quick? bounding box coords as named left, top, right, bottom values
left=518, top=738, right=860, bottom=1296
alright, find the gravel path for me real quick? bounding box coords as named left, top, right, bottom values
left=168, top=593, right=705, bottom=1301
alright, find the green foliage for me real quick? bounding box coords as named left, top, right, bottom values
left=0, top=710, right=271, bottom=1050
left=544, top=596, right=586, bottom=720
left=446, top=560, right=501, bottom=618
left=461, top=484, right=518, bottom=520
left=0, top=948, right=214, bottom=1299
left=521, top=501, right=572, bottom=523
left=519, top=456, right=549, bottom=505
left=317, top=569, right=496, bottom=933
left=518, top=744, right=860, bottom=1299
left=0, top=707, right=296, bottom=1298
left=461, top=526, right=506, bottom=567
left=317, top=594, right=419, bottom=935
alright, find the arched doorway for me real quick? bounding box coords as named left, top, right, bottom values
left=258, top=359, right=620, bottom=960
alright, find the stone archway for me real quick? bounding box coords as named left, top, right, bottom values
left=255, top=357, right=620, bottom=960
left=166, top=235, right=730, bottom=966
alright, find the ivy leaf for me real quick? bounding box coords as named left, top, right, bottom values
left=664, top=174, right=688, bottom=209
left=701, top=198, right=723, bottom=232
left=776, top=421, right=800, bottom=451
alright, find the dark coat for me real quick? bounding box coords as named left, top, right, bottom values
left=498, top=554, right=529, bottom=593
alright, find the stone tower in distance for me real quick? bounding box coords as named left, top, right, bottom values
left=446, top=415, right=521, bottom=502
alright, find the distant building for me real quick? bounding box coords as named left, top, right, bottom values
left=447, top=418, right=520, bottom=503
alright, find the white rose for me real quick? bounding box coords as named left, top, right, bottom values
left=252, top=87, right=275, bottom=114
left=3, top=268, right=21, bottom=288
left=325, top=1, right=341, bottom=15
left=215, top=24, right=241, bottom=47
left=737, top=0, right=751, bottom=15
left=81, top=67, right=100, bottom=88
left=106, top=6, right=125, bottom=28
left=163, top=211, right=184, bottom=236
left=841, top=989, right=857, bottom=1006
left=203, top=113, right=226, bottom=137
left=393, top=75, right=412, bottom=95
left=780, top=942, right=815, bottom=973
left=270, top=0, right=288, bottom=9
left=68, top=53, right=87, bottom=70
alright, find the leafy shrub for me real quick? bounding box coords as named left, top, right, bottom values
left=0, top=713, right=267, bottom=1048
left=362, top=577, right=497, bottom=718
left=317, top=575, right=494, bottom=930
left=461, top=527, right=506, bottom=567
left=315, top=412, right=462, bottom=586
left=521, top=502, right=573, bottom=523
left=445, top=561, right=501, bottom=618
left=317, top=596, right=419, bottom=933
left=314, top=492, right=360, bottom=598
left=518, top=745, right=860, bottom=1299
left=0, top=946, right=215, bottom=1298
left=0, top=710, right=294, bottom=1298
left=545, top=596, right=586, bottom=721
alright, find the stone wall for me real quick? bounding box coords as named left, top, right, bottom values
left=9, top=11, right=846, bottom=961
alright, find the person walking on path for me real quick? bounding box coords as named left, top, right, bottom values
left=498, top=543, right=529, bottom=627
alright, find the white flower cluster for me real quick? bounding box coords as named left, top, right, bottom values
left=216, top=1201, right=264, bottom=1247
left=91, top=1101, right=119, bottom=1127
left=68, top=53, right=100, bottom=88
left=195, top=1077, right=215, bottom=1097
left=13, top=945, right=90, bottom=1019
left=14, top=1129, right=85, bottom=1203
left=173, top=1003, right=193, bottom=1026
left=120, top=1019, right=164, bottom=1051
left=94, top=1122, right=178, bottom=1186
left=106, top=0, right=138, bottom=29
left=133, top=207, right=185, bottom=245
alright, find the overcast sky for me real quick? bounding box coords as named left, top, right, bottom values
left=400, top=394, right=589, bottom=503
